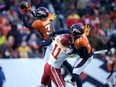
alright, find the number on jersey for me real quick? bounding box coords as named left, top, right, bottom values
left=51, top=44, right=61, bottom=59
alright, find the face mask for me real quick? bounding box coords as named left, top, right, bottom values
left=5, top=51, right=11, bottom=56
left=21, top=41, right=27, bottom=47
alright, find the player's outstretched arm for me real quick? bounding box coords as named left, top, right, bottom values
left=38, top=38, right=52, bottom=47
left=49, top=29, right=71, bottom=38
left=26, top=3, right=37, bottom=17
left=19, top=1, right=33, bottom=29
left=19, top=1, right=27, bottom=14
left=21, top=14, right=32, bottom=29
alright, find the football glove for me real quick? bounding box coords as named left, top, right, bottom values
left=84, top=25, right=91, bottom=36
left=19, top=1, right=32, bottom=14
left=26, top=3, right=32, bottom=11
left=49, top=13, right=57, bottom=21
left=19, top=1, right=28, bottom=14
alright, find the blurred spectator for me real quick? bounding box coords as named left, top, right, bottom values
left=0, top=51, right=2, bottom=58
left=3, top=35, right=18, bottom=58
left=7, top=23, right=20, bottom=48
left=28, top=33, right=39, bottom=50
left=2, top=47, right=12, bottom=58
left=31, top=0, right=48, bottom=9
left=77, top=0, right=91, bottom=10
left=7, top=7, right=19, bottom=24
left=18, top=27, right=31, bottom=44
left=110, top=9, right=116, bottom=22
left=28, top=33, right=42, bottom=58
left=0, top=28, right=6, bottom=47
left=66, top=3, right=81, bottom=28
left=18, top=40, right=31, bottom=58
left=66, top=11, right=81, bottom=28
left=0, top=66, right=5, bottom=87
left=0, top=16, right=11, bottom=37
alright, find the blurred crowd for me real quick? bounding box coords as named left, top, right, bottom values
left=0, top=0, right=116, bottom=59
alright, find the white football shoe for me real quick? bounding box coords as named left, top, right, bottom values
left=64, top=77, right=75, bottom=86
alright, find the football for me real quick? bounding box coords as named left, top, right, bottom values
left=19, top=1, right=29, bottom=9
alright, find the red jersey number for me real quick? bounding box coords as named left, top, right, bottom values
left=51, top=44, right=61, bottom=59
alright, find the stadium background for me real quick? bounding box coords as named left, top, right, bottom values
left=0, top=0, right=116, bottom=87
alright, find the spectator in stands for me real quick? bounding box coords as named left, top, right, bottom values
left=3, top=35, right=18, bottom=58
left=28, top=33, right=42, bottom=58
left=18, top=40, right=31, bottom=58
left=0, top=51, right=2, bottom=58
left=0, top=15, right=11, bottom=37
left=7, top=23, right=20, bottom=49
left=65, top=2, right=81, bottom=28
left=28, top=33, right=39, bottom=50
left=18, top=27, right=31, bottom=44
left=66, top=11, right=81, bottom=28
left=0, top=28, right=6, bottom=47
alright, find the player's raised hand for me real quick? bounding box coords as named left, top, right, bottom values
left=19, top=1, right=29, bottom=14
left=49, top=13, right=57, bottom=21
left=84, top=25, right=91, bottom=36
left=26, top=3, right=32, bottom=11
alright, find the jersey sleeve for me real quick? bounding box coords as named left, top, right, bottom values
left=32, top=20, right=40, bottom=29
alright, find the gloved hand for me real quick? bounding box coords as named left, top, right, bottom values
left=84, top=25, right=91, bottom=36
left=26, top=3, right=32, bottom=11
left=49, top=13, right=57, bottom=21
left=19, top=1, right=28, bottom=14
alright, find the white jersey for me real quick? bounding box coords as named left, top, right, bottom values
left=48, top=35, right=73, bottom=68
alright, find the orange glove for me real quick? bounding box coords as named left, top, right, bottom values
left=26, top=3, right=32, bottom=11
left=84, top=25, right=91, bottom=36
left=49, top=13, right=57, bottom=21
left=19, top=1, right=31, bottom=14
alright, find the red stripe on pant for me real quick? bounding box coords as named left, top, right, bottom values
left=41, top=63, right=65, bottom=87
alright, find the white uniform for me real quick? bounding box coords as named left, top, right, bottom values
left=48, top=35, right=73, bottom=68
left=40, top=35, right=73, bottom=87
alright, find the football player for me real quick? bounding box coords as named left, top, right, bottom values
left=19, top=1, right=57, bottom=62
left=37, top=34, right=73, bottom=87
left=66, top=23, right=93, bottom=87
left=19, top=1, right=56, bottom=47
left=49, top=23, right=93, bottom=87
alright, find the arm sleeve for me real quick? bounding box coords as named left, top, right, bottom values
left=72, top=46, right=89, bottom=59
left=50, top=29, right=71, bottom=37
left=53, top=29, right=71, bottom=35
left=38, top=38, right=52, bottom=47
left=21, top=14, right=33, bottom=29
left=78, top=47, right=88, bottom=59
